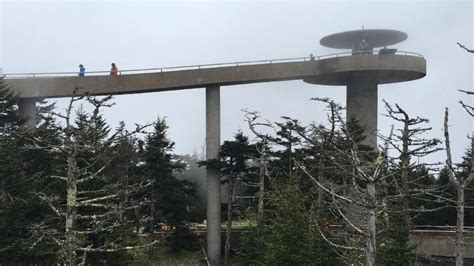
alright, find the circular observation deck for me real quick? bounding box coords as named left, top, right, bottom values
left=303, top=51, right=426, bottom=86
left=320, top=29, right=407, bottom=49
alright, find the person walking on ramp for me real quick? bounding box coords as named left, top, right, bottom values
left=78, top=64, right=86, bottom=77
left=110, top=63, right=118, bottom=76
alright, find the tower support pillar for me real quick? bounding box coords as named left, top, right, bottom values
left=346, top=78, right=378, bottom=148
left=18, top=98, right=37, bottom=129
left=205, top=85, right=221, bottom=265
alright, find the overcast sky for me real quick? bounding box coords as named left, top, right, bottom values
left=1, top=0, right=473, bottom=163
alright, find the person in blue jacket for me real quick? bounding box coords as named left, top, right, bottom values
left=78, top=64, right=86, bottom=77
left=358, top=39, right=369, bottom=54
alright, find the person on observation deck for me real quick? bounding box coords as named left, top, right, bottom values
left=110, top=63, right=118, bottom=76
left=78, top=64, right=85, bottom=77
left=357, top=39, right=369, bottom=54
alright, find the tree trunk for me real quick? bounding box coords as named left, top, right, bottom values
left=119, top=164, right=129, bottom=222
left=258, top=169, right=265, bottom=221
left=134, top=201, right=140, bottom=233
left=381, top=179, right=390, bottom=226
left=258, top=144, right=266, bottom=220
left=456, top=185, right=465, bottom=266
left=401, top=124, right=410, bottom=226
left=65, top=156, right=78, bottom=265
left=365, top=181, right=376, bottom=266
left=316, top=159, right=325, bottom=219
left=224, top=179, right=236, bottom=266
left=0, top=179, right=5, bottom=205
left=150, top=191, right=155, bottom=228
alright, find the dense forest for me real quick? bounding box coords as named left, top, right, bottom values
left=0, top=47, right=472, bottom=265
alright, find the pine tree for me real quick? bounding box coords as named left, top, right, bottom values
left=377, top=195, right=417, bottom=265
left=139, top=117, right=197, bottom=251
left=0, top=76, right=24, bottom=206
left=0, top=76, right=23, bottom=134
left=238, top=179, right=339, bottom=265
left=0, top=77, right=60, bottom=263
left=175, top=150, right=207, bottom=221
left=268, top=118, right=304, bottom=180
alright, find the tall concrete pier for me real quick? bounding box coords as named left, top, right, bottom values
left=18, top=97, right=37, bottom=128
left=6, top=29, right=426, bottom=264
left=205, top=85, right=221, bottom=265
left=346, top=78, right=378, bottom=147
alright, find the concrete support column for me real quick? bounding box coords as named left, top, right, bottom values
left=18, top=98, right=37, bottom=129
left=205, top=85, right=221, bottom=265
left=346, top=79, right=378, bottom=148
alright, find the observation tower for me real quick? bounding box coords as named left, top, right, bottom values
left=5, top=28, right=426, bottom=266
left=304, top=29, right=425, bottom=147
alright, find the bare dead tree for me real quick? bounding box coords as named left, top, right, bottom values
left=243, top=109, right=273, bottom=220
left=307, top=98, right=341, bottom=220
left=29, top=94, right=155, bottom=264
left=383, top=100, right=443, bottom=224
left=444, top=107, right=474, bottom=266
left=443, top=42, right=474, bottom=266
left=297, top=98, right=393, bottom=266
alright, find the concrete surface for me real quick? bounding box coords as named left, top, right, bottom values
left=8, top=55, right=425, bottom=99
left=205, top=85, right=221, bottom=266
left=320, top=29, right=408, bottom=49
left=411, top=230, right=474, bottom=259
left=18, top=97, right=37, bottom=128
left=347, top=78, right=378, bottom=147
left=302, top=54, right=425, bottom=85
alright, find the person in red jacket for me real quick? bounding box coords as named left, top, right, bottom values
left=110, top=63, right=118, bottom=76
left=321, top=218, right=330, bottom=233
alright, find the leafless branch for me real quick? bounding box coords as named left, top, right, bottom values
left=201, top=244, right=211, bottom=266
left=298, top=162, right=368, bottom=208
left=319, top=230, right=364, bottom=251
left=77, top=240, right=160, bottom=253
left=457, top=42, right=474, bottom=53
left=332, top=194, right=365, bottom=235
left=36, top=193, right=65, bottom=217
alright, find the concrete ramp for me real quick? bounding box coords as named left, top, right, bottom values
left=411, top=230, right=474, bottom=258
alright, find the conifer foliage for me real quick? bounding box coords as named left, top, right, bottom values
left=139, top=117, right=197, bottom=250
left=27, top=95, right=153, bottom=264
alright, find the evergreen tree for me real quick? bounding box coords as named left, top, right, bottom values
left=238, top=179, right=339, bottom=265
left=139, top=117, right=197, bottom=251
left=0, top=76, right=26, bottom=261
left=0, top=76, right=23, bottom=134
left=175, top=150, right=207, bottom=221
left=430, top=167, right=458, bottom=225
left=268, top=117, right=304, bottom=180
left=0, top=77, right=60, bottom=263
left=378, top=195, right=417, bottom=265
left=426, top=149, right=474, bottom=227
left=200, top=131, right=257, bottom=265
left=0, top=76, right=24, bottom=207
left=110, top=121, right=148, bottom=232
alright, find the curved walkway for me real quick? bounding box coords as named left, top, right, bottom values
left=5, top=49, right=425, bottom=99
left=4, top=49, right=423, bottom=78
